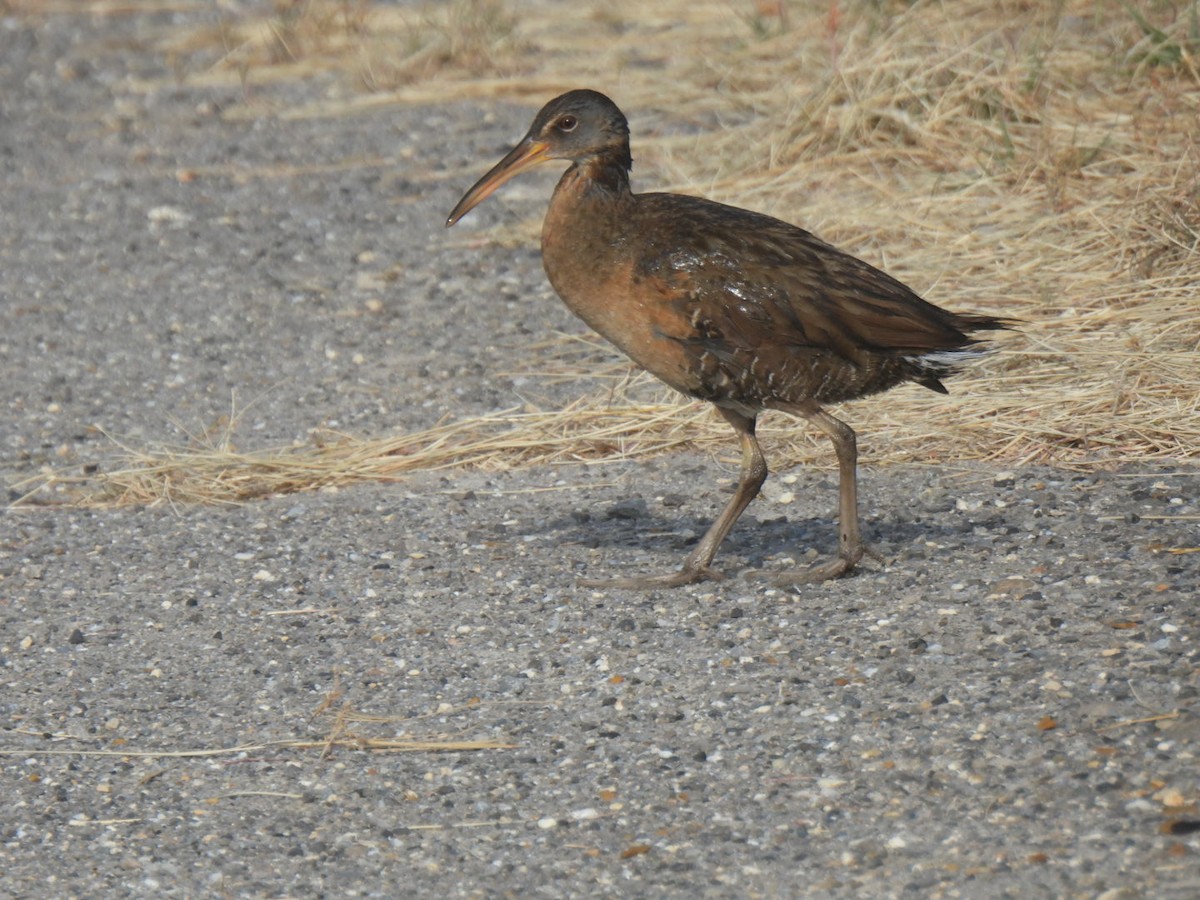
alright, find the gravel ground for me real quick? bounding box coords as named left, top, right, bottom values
left=2, top=7, right=1198, bottom=898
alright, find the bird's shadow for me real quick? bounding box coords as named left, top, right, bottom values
left=539, top=497, right=975, bottom=573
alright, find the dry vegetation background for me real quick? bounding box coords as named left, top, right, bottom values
left=21, top=0, right=1200, bottom=503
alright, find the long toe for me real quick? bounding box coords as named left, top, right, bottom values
left=578, top=565, right=725, bottom=590
left=770, top=549, right=865, bottom=587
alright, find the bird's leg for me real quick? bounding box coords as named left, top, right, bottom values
left=579, top=408, right=766, bottom=589
left=676, top=409, right=767, bottom=577
left=773, top=405, right=866, bottom=585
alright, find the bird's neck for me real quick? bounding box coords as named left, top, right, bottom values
left=559, top=154, right=633, bottom=202
left=544, top=155, right=634, bottom=251
left=541, top=153, right=637, bottom=325
left=545, top=156, right=633, bottom=260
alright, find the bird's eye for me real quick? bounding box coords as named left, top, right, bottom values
left=557, top=115, right=578, bottom=132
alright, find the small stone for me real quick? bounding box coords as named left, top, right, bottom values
left=988, top=577, right=1036, bottom=598
left=606, top=498, right=648, bottom=519
left=147, top=205, right=190, bottom=227
left=1156, top=787, right=1187, bottom=808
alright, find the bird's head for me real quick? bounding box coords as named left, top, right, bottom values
left=446, top=89, right=630, bottom=227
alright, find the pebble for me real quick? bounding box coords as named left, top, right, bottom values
left=606, top=498, right=648, bottom=519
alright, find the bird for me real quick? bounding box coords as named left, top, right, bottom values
left=446, top=89, right=1012, bottom=589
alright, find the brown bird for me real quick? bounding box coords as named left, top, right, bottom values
left=447, top=89, right=1012, bottom=589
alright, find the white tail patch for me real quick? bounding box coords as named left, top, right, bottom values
left=903, top=346, right=988, bottom=373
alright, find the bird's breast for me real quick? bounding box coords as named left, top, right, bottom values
left=540, top=187, right=712, bottom=398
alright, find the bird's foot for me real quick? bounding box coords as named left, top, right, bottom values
left=769, top=543, right=876, bottom=587
left=578, top=564, right=724, bottom=590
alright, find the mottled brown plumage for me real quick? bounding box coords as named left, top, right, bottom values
left=447, top=89, right=1012, bottom=588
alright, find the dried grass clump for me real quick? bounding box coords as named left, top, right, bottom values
left=1128, top=178, right=1200, bottom=278
left=357, top=0, right=527, bottom=90
left=132, top=0, right=528, bottom=95
left=32, top=376, right=706, bottom=507
left=15, top=0, right=1200, bottom=508
left=2, top=693, right=513, bottom=759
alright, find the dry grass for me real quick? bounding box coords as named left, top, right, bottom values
left=1, top=694, right=515, bottom=759
left=15, top=0, right=1200, bottom=506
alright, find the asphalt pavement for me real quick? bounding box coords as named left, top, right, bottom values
left=2, top=7, right=1197, bottom=898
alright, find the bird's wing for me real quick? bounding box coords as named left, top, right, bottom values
left=635, top=193, right=987, bottom=363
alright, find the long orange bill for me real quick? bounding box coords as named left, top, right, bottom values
left=445, top=139, right=552, bottom=227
